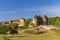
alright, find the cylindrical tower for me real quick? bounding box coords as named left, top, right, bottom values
left=32, top=15, right=38, bottom=26
left=42, top=15, right=48, bottom=25
left=19, top=18, right=25, bottom=27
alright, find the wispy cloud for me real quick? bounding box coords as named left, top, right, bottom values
left=35, top=6, right=60, bottom=17
left=0, top=6, right=60, bottom=17
left=0, top=6, right=60, bottom=21
left=1, top=6, right=60, bottom=16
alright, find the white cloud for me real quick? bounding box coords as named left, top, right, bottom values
left=0, top=6, right=60, bottom=18
left=36, top=6, right=60, bottom=17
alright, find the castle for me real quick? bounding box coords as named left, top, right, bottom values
left=10, top=18, right=25, bottom=27
left=2, top=15, right=48, bottom=27
left=32, top=15, right=48, bottom=26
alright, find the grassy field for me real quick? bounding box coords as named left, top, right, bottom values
left=0, top=29, right=60, bottom=40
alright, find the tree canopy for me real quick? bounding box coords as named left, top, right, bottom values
left=48, top=17, right=60, bottom=25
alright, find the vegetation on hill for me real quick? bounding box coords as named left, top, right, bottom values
left=0, top=24, right=9, bottom=34
left=24, top=20, right=30, bottom=28
left=48, top=16, right=60, bottom=26
left=0, top=23, right=18, bottom=34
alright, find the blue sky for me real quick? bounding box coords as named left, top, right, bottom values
left=0, top=0, right=60, bottom=21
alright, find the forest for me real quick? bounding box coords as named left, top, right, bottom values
left=48, top=16, right=60, bottom=26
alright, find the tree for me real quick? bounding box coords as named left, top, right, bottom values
left=48, top=17, right=60, bottom=25
left=9, top=23, right=19, bottom=29
left=8, top=23, right=19, bottom=35
left=24, top=21, right=30, bottom=28
left=10, top=29, right=18, bottom=36
left=0, top=24, right=9, bottom=34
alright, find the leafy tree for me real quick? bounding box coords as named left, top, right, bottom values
left=10, top=29, right=18, bottom=36
left=0, top=24, right=9, bottom=34
left=10, top=29, right=18, bottom=34
left=48, top=17, right=60, bottom=25
left=9, top=23, right=18, bottom=29
left=0, top=23, right=18, bottom=34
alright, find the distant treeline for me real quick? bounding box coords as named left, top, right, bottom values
left=48, top=17, right=60, bottom=25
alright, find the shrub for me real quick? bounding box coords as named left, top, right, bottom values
left=10, top=29, right=18, bottom=35
left=9, top=23, right=19, bottom=29
left=24, top=21, right=30, bottom=28
left=0, top=24, right=9, bottom=34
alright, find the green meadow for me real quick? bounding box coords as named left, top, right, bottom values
left=0, top=28, right=60, bottom=40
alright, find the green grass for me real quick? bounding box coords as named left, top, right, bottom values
left=0, top=29, right=60, bottom=40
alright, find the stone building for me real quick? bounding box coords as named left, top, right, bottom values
left=1, top=22, right=9, bottom=25
left=10, top=18, right=25, bottom=27
left=19, top=18, right=25, bottom=27
left=10, top=20, right=20, bottom=24
left=32, top=15, right=43, bottom=26
left=32, top=15, right=48, bottom=26
left=42, top=15, right=48, bottom=25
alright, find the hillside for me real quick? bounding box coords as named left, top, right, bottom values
left=0, top=26, right=60, bottom=40
left=48, top=17, right=60, bottom=26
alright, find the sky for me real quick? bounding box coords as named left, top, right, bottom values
left=0, top=0, right=60, bottom=21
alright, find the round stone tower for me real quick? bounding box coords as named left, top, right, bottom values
left=32, top=15, right=38, bottom=26
left=19, top=18, right=25, bottom=27
left=42, top=15, right=48, bottom=25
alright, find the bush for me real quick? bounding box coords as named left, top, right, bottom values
left=10, top=29, right=18, bottom=35
left=20, top=27, right=26, bottom=30
left=0, top=24, right=9, bottom=34
left=9, top=23, right=18, bottom=29
left=24, top=21, right=30, bottom=28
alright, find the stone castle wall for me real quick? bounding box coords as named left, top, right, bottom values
left=32, top=15, right=48, bottom=26
left=19, top=18, right=25, bottom=27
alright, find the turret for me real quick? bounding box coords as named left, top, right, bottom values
left=42, top=15, right=48, bottom=25
left=32, top=15, right=38, bottom=26
left=19, top=18, right=25, bottom=27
